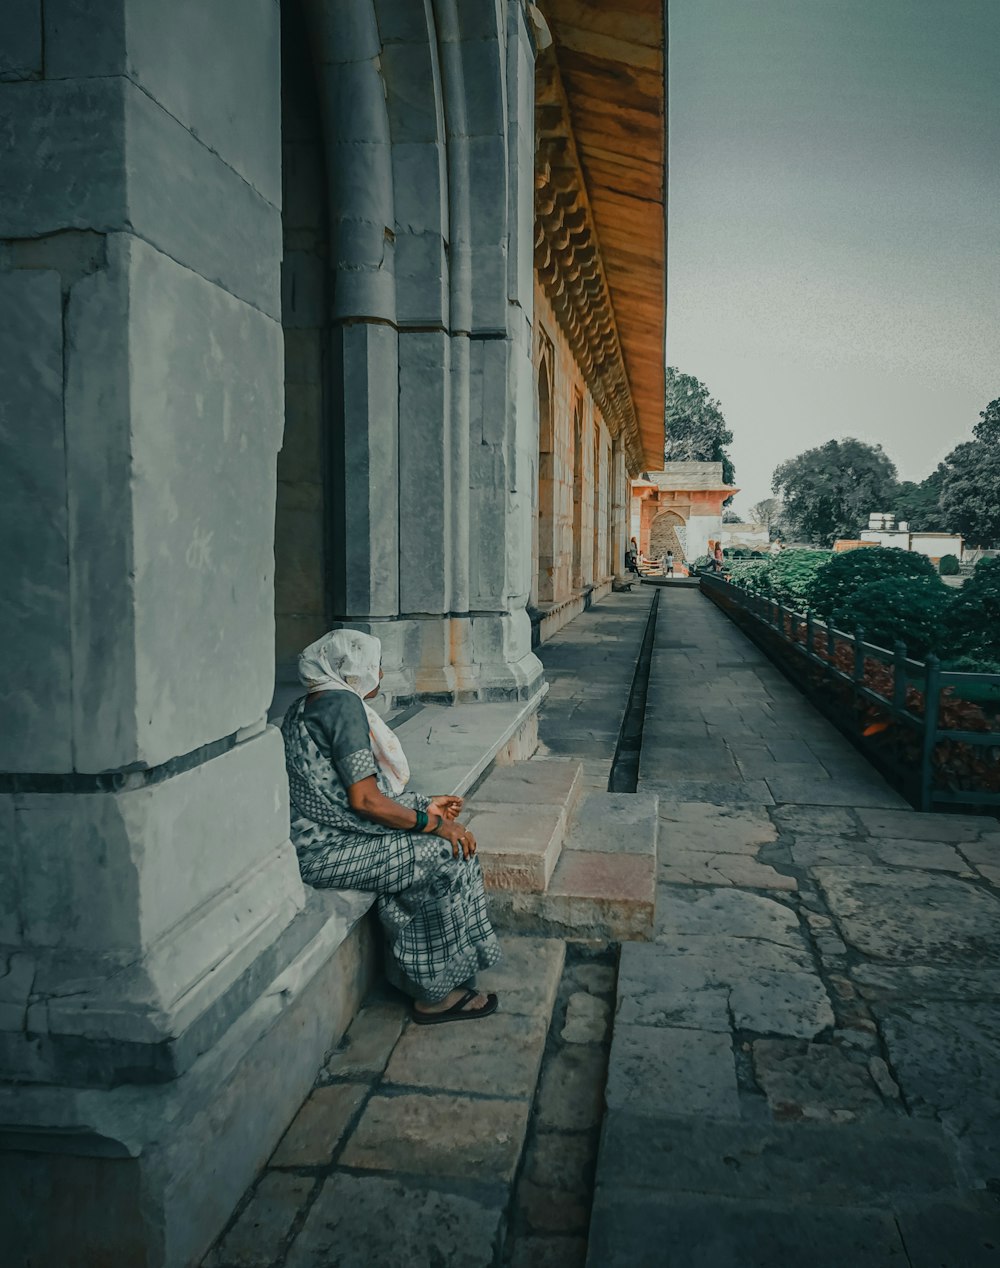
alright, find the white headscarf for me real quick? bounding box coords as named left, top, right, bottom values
left=298, top=630, right=410, bottom=795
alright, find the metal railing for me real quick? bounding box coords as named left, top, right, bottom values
left=700, top=572, right=1000, bottom=814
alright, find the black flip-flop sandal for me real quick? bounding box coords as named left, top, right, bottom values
left=411, top=988, right=499, bottom=1026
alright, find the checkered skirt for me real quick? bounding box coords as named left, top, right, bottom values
left=282, top=697, right=501, bottom=1003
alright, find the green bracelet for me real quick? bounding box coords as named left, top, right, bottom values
left=414, top=809, right=428, bottom=832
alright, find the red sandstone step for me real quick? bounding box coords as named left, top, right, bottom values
left=486, top=791, right=658, bottom=941
left=465, top=760, right=584, bottom=894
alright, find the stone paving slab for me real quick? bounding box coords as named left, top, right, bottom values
left=587, top=1191, right=911, bottom=1267
left=765, top=773, right=909, bottom=808
left=639, top=777, right=775, bottom=805
left=383, top=1010, right=550, bottom=1098
left=591, top=586, right=1000, bottom=1267
left=814, top=866, right=1000, bottom=965
left=604, top=1024, right=740, bottom=1119
left=477, top=934, right=566, bottom=1017
left=205, top=1172, right=316, bottom=1268
left=284, top=1174, right=505, bottom=1268
left=472, top=758, right=583, bottom=807
left=594, top=1111, right=960, bottom=1204
left=339, top=1090, right=531, bottom=1183
left=269, top=1083, right=368, bottom=1168
left=896, top=1203, right=1000, bottom=1268
left=874, top=1000, right=1000, bottom=1187
left=654, top=886, right=804, bottom=946
left=563, top=791, right=659, bottom=855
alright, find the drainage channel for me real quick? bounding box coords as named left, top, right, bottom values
left=607, top=589, right=660, bottom=793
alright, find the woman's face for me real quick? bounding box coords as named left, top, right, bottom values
left=364, top=666, right=384, bottom=701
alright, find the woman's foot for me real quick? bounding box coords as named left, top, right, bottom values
left=414, top=987, right=489, bottom=1015
left=411, top=987, right=499, bottom=1025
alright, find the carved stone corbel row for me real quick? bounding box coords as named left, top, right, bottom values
left=534, top=49, right=643, bottom=473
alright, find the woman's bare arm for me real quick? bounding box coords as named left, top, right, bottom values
left=347, top=777, right=477, bottom=858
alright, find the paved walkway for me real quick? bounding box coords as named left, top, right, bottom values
left=590, top=586, right=1000, bottom=1267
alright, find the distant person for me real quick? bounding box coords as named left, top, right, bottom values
left=713, top=543, right=724, bottom=573
left=665, top=550, right=674, bottom=576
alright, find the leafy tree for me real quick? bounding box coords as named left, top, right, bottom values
left=664, top=368, right=736, bottom=497
left=947, top=557, right=1000, bottom=662
left=807, top=546, right=940, bottom=620
left=748, top=497, right=783, bottom=531
left=892, top=467, right=944, bottom=531
left=974, top=397, right=1000, bottom=446
left=771, top=439, right=898, bottom=547
left=722, top=510, right=742, bottom=523
left=938, top=554, right=960, bottom=576
left=939, top=399, right=1000, bottom=546
left=839, top=577, right=953, bottom=659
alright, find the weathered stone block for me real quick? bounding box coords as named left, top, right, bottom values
left=339, top=1092, right=530, bottom=1183
left=284, top=1173, right=504, bottom=1268
left=10, top=731, right=302, bottom=1056
left=875, top=1000, right=1000, bottom=1186
left=46, top=0, right=281, bottom=206
left=562, top=991, right=611, bottom=1044
left=815, top=866, right=1000, bottom=966
left=0, top=270, right=73, bottom=771
left=324, top=999, right=406, bottom=1078
left=594, top=1111, right=961, bottom=1204
left=332, top=322, right=399, bottom=619
left=566, top=792, right=659, bottom=855
left=0, top=899, right=377, bottom=1268
left=587, top=1191, right=910, bottom=1267
left=616, top=944, right=731, bottom=1033
left=536, top=1045, right=607, bottom=1131
left=0, top=0, right=42, bottom=79
left=605, top=1025, right=739, bottom=1119
left=752, top=1039, right=884, bottom=1121
left=125, top=80, right=281, bottom=317
left=896, top=1202, right=1000, bottom=1268
left=472, top=804, right=566, bottom=891
left=269, top=1083, right=368, bottom=1168
left=477, top=935, right=565, bottom=1018
left=207, top=1170, right=314, bottom=1268
left=0, top=79, right=128, bottom=237
left=384, top=1011, right=549, bottom=1099
left=65, top=235, right=283, bottom=769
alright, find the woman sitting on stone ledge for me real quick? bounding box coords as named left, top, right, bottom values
left=281, top=629, right=501, bottom=1024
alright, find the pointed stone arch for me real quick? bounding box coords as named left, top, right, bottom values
left=535, top=339, right=557, bottom=603
left=649, top=509, right=687, bottom=562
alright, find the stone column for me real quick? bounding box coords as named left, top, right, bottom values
left=0, top=5, right=375, bottom=1263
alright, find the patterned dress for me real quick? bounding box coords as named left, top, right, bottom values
left=281, top=691, right=502, bottom=1003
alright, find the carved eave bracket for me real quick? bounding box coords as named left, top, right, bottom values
left=534, top=50, right=644, bottom=475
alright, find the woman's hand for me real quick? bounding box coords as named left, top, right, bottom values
left=428, top=795, right=463, bottom=821
left=434, top=818, right=477, bottom=860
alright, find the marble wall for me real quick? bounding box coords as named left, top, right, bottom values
left=0, top=0, right=548, bottom=1261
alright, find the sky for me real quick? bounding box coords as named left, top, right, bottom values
left=666, top=0, right=1000, bottom=517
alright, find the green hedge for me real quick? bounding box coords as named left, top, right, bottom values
left=837, top=577, right=953, bottom=659
left=939, top=554, right=960, bottom=576
left=808, top=547, right=940, bottom=619
left=763, top=549, right=832, bottom=607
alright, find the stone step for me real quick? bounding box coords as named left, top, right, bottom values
left=487, top=791, right=659, bottom=940
left=204, top=937, right=567, bottom=1268
left=466, top=759, right=584, bottom=893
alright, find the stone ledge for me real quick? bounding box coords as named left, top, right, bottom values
left=397, top=688, right=547, bottom=797
left=0, top=893, right=377, bottom=1268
